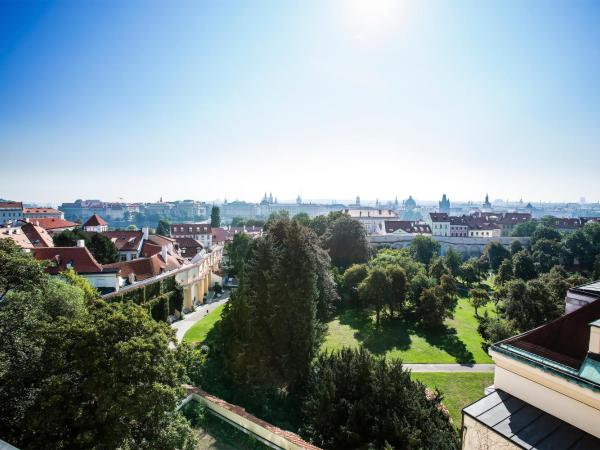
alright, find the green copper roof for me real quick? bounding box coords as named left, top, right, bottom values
left=579, top=354, right=600, bottom=384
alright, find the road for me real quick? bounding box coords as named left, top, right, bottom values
left=171, top=291, right=230, bottom=343
left=404, top=363, right=495, bottom=372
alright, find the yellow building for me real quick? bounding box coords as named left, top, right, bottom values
left=462, top=300, right=600, bottom=449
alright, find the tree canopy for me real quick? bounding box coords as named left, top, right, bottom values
left=301, top=348, right=458, bottom=449
left=410, top=235, right=440, bottom=267
left=321, top=215, right=369, bottom=269
left=210, top=205, right=221, bottom=227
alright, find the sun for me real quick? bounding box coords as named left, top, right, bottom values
left=342, top=0, right=404, bottom=40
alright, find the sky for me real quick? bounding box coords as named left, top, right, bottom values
left=1, top=0, right=599, bottom=205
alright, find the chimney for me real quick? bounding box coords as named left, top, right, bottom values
left=161, top=245, right=168, bottom=261
left=589, top=321, right=600, bottom=354
left=142, top=227, right=149, bottom=240
left=77, top=239, right=85, bottom=248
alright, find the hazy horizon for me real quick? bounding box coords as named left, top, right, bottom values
left=2, top=0, right=599, bottom=203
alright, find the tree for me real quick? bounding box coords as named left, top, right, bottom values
left=501, top=279, right=562, bottom=331
left=510, top=240, right=524, bottom=255
left=468, top=288, right=489, bottom=316
left=307, top=214, right=329, bottom=236
left=371, top=248, right=426, bottom=282
left=87, top=233, right=120, bottom=264
left=460, top=259, right=479, bottom=287
left=292, top=212, right=311, bottom=227
left=444, top=248, right=463, bottom=277
left=0, top=252, right=196, bottom=449
left=483, top=241, right=511, bottom=272
left=415, top=288, right=452, bottom=328
left=52, top=228, right=90, bottom=247
left=410, top=272, right=436, bottom=305
left=156, top=218, right=171, bottom=236
left=428, top=256, right=450, bottom=281
left=220, top=218, right=338, bottom=390
left=225, top=232, right=252, bottom=276
left=563, top=222, right=600, bottom=272
left=531, top=238, right=562, bottom=273
left=495, top=258, right=514, bottom=286
left=210, top=205, right=221, bottom=227
left=0, top=239, right=47, bottom=301
left=512, top=250, right=537, bottom=281
left=531, top=225, right=561, bottom=245
left=386, top=266, right=407, bottom=318
left=358, top=267, right=390, bottom=327
left=342, top=263, right=369, bottom=302
left=477, top=312, right=516, bottom=350
left=321, top=215, right=369, bottom=269
left=410, top=235, right=440, bottom=267
left=511, top=220, right=539, bottom=237
left=300, top=348, right=458, bottom=450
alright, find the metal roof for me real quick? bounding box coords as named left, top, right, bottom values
left=463, top=389, right=600, bottom=449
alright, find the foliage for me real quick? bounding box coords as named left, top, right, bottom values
left=358, top=267, right=390, bottom=327
left=500, top=279, right=562, bottom=332
left=511, top=220, right=539, bottom=237
left=531, top=238, right=562, bottom=273
left=292, top=212, right=311, bottom=226
left=300, top=348, right=458, bottom=450
left=87, top=232, right=120, bottom=264
left=0, top=253, right=197, bottom=450
left=210, top=205, right=221, bottom=227
left=371, top=248, right=426, bottom=282
left=410, top=235, right=440, bottom=267
left=386, top=266, right=408, bottom=318
left=512, top=250, right=537, bottom=281
left=531, top=225, right=561, bottom=245
left=468, top=288, right=489, bottom=316
left=429, top=256, right=451, bottom=281
left=483, top=241, right=510, bottom=272
left=415, top=286, right=455, bottom=328
left=459, top=258, right=479, bottom=287
left=510, top=240, right=524, bottom=255
left=476, top=312, right=516, bottom=350
left=51, top=228, right=90, bottom=247
left=225, top=232, right=252, bottom=276
left=219, top=218, right=338, bottom=390
left=563, top=222, right=600, bottom=272
left=321, top=215, right=369, bottom=269
left=341, top=263, right=369, bottom=302
left=156, top=218, right=171, bottom=236
left=495, top=258, right=514, bottom=286
left=444, top=248, right=463, bottom=277
left=0, top=239, right=47, bottom=301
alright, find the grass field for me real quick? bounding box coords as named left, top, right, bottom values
left=183, top=304, right=226, bottom=344
left=411, top=372, right=493, bottom=426
left=322, top=297, right=494, bottom=363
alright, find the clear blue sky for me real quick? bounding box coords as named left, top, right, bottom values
left=1, top=0, right=599, bottom=204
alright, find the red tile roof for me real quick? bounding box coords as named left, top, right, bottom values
left=32, top=247, right=105, bottom=274
left=23, top=207, right=61, bottom=214
left=0, top=201, right=23, bottom=209
left=31, top=218, right=78, bottom=230
left=429, top=212, right=449, bottom=222
left=21, top=222, right=54, bottom=247
left=101, top=230, right=144, bottom=251
left=104, top=253, right=184, bottom=280
left=83, top=214, right=108, bottom=227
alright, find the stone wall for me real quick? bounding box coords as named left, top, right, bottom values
left=369, top=234, right=530, bottom=258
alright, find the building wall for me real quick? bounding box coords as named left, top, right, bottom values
left=491, top=351, right=600, bottom=438
left=461, top=415, right=521, bottom=450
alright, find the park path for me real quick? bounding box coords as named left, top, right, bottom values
left=171, top=293, right=229, bottom=343
left=404, top=363, right=494, bottom=372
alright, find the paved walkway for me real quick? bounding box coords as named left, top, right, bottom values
left=171, top=293, right=229, bottom=343
left=404, top=363, right=495, bottom=372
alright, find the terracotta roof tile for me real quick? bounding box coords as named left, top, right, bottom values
left=30, top=218, right=78, bottom=230
left=83, top=214, right=108, bottom=226
left=32, top=247, right=105, bottom=274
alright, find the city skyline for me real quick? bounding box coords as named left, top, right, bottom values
left=2, top=0, right=600, bottom=203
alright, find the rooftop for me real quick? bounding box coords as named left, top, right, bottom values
left=101, top=230, right=144, bottom=251
left=83, top=214, right=108, bottom=227
left=28, top=218, right=78, bottom=230
left=464, top=389, right=600, bottom=449
left=492, top=298, right=600, bottom=388
left=32, top=247, right=108, bottom=274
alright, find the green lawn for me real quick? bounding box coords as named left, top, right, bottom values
left=183, top=304, right=226, bottom=344
left=322, top=297, right=494, bottom=363
left=411, top=372, right=493, bottom=426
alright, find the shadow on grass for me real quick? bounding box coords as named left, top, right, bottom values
left=337, top=307, right=475, bottom=364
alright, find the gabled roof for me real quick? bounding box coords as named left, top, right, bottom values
left=32, top=247, right=106, bottom=274
left=83, top=214, right=108, bottom=227
left=21, top=222, right=54, bottom=247
left=101, top=230, right=144, bottom=251
left=175, top=237, right=203, bottom=249
left=170, top=223, right=212, bottom=234
left=104, top=252, right=185, bottom=281
left=32, top=218, right=78, bottom=230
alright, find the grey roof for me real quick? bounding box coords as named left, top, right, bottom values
left=571, top=280, right=600, bottom=298
left=463, top=389, right=600, bottom=449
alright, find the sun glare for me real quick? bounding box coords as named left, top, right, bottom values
left=342, top=0, right=405, bottom=41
